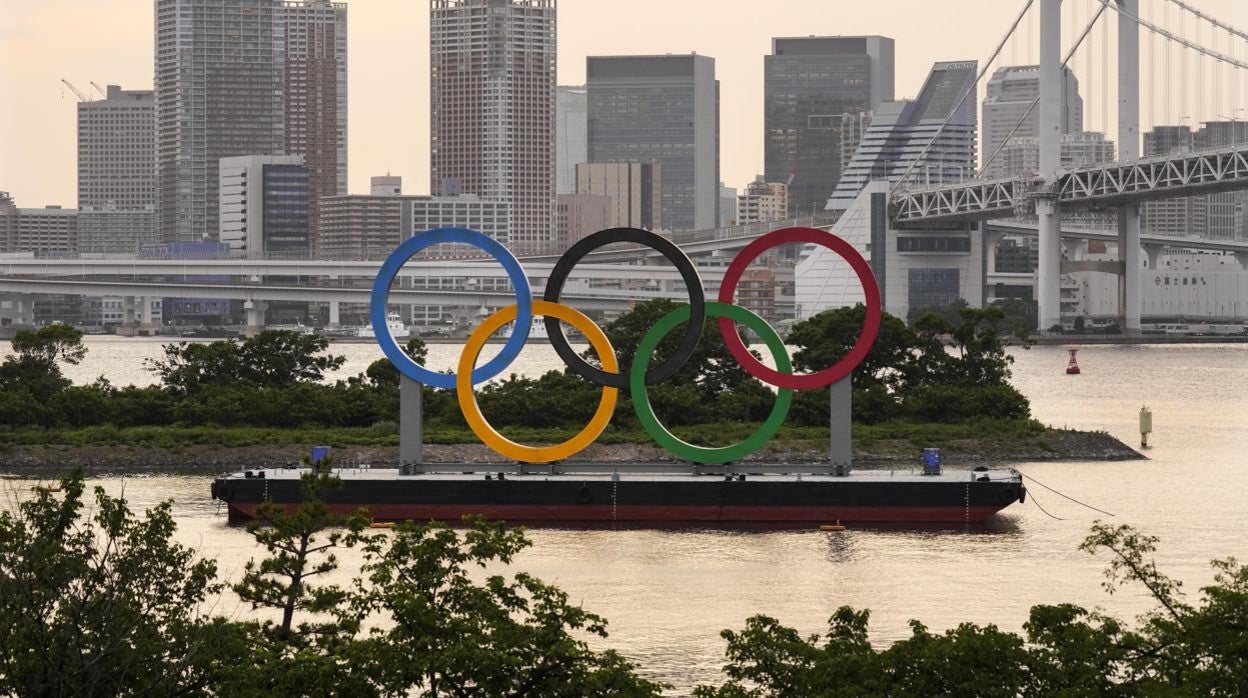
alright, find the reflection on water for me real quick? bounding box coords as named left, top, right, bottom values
left=3, top=342, right=1248, bottom=693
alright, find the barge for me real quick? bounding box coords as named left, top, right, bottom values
left=211, top=464, right=1027, bottom=527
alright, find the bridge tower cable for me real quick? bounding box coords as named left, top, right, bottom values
left=888, top=0, right=1036, bottom=195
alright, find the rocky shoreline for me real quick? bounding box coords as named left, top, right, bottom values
left=0, top=430, right=1142, bottom=474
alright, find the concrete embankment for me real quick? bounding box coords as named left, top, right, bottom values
left=0, top=430, right=1142, bottom=474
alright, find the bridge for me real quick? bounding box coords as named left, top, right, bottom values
left=883, top=0, right=1248, bottom=332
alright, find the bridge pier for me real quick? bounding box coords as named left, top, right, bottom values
left=243, top=300, right=267, bottom=337
left=1037, top=0, right=1063, bottom=332
left=1144, top=245, right=1165, bottom=271
left=1236, top=252, right=1248, bottom=270
left=328, top=300, right=340, bottom=327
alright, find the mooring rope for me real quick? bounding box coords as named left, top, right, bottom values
left=1021, top=472, right=1117, bottom=517
left=1027, top=488, right=1066, bottom=520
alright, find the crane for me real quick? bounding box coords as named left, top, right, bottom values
left=59, top=79, right=91, bottom=102
left=89, top=81, right=107, bottom=97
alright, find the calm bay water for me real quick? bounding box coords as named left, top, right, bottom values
left=4, top=338, right=1248, bottom=692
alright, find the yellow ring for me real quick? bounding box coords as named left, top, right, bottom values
left=457, top=300, right=618, bottom=463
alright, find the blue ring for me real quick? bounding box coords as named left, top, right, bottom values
left=370, top=227, right=532, bottom=389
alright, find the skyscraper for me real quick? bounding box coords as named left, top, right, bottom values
left=282, top=0, right=348, bottom=250
left=155, top=0, right=286, bottom=243
left=219, top=154, right=310, bottom=257
left=981, top=65, right=1082, bottom=177
left=764, top=36, right=894, bottom=218
left=587, top=54, right=719, bottom=231
left=1143, top=126, right=1207, bottom=238
left=828, top=61, right=979, bottom=211
left=77, top=85, right=157, bottom=254
left=556, top=86, right=587, bottom=195
left=429, top=0, right=556, bottom=255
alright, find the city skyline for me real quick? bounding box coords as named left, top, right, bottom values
left=6, top=0, right=1244, bottom=210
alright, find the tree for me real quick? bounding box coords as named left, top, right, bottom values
left=0, top=324, right=87, bottom=401
left=147, top=329, right=345, bottom=394
left=231, top=472, right=374, bottom=695
left=363, top=337, right=429, bottom=389
left=787, top=305, right=942, bottom=392
left=0, top=468, right=227, bottom=695
left=355, top=517, right=665, bottom=697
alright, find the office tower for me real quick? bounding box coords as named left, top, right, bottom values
left=371, top=175, right=402, bottom=196
left=77, top=85, right=157, bottom=254
left=429, top=0, right=556, bottom=256
left=587, top=54, right=719, bottom=231
left=155, top=0, right=286, bottom=243
left=282, top=0, right=348, bottom=251
left=829, top=61, right=978, bottom=211
left=1194, top=121, right=1248, bottom=240
left=1142, top=126, right=1207, bottom=239
left=555, top=194, right=611, bottom=247
left=719, top=183, right=737, bottom=227
left=556, top=86, right=587, bottom=195
left=982, top=65, right=1083, bottom=177
left=737, top=177, right=789, bottom=224
left=840, top=112, right=873, bottom=173
left=219, top=155, right=310, bottom=257
left=0, top=193, right=77, bottom=255
left=764, top=36, right=894, bottom=218
left=575, top=162, right=662, bottom=230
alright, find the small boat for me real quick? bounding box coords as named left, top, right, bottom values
left=501, top=317, right=549, bottom=340
left=1066, top=346, right=1081, bottom=375
left=819, top=520, right=846, bottom=532
left=358, top=312, right=410, bottom=339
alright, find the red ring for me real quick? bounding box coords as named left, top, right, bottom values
left=716, top=227, right=881, bottom=390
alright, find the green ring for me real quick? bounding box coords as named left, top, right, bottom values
left=631, top=301, right=793, bottom=464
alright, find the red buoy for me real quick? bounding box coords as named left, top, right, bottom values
left=1066, top=346, right=1081, bottom=375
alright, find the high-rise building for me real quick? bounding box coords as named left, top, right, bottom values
left=155, top=0, right=286, bottom=243
left=840, top=111, right=873, bottom=174
left=765, top=36, right=894, bottom=217
left=828, top=61, right=979, bottom=211
left=429, top=0, right=556, bottom=256
left=77, top=85, right=157, bottom=254
left=0, top=194, right=78, bottom=255
left=1194, top=121, right=1248, bottom=240
left=737, top=177, right=789, bottom=224
left=574, top=162, right=662, bottom=230
left=1143, top=126, right=1207, bottom=239
left=282, top=0, right=348, bottom=251
left=370, top=175, right=403, bottom=197
left=587, top=54, right=719, bottom=231
left=219, top=155, right=310, bottom=257
left=981, top=64, right=1083, bottom=177
left=719, top=183, right=737, bottom=228
left=556, top=86, right=587, bottom=195
left=555, top=194, right=611, bottom=247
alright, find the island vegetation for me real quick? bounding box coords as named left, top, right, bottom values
left=0, top=301, right=1135, bottom=465
left=0, top=469, right=1243, bottom=696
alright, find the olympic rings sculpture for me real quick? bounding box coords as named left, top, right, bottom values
left=371, top=226, right=881, bottom=465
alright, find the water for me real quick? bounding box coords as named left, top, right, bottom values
left=4, top=339, right=1248, bottom=692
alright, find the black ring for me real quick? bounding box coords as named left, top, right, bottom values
left=544, top=227, right=705, bottom=388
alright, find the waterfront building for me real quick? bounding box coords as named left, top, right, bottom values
left=555, top=194, right=611, bottom=248
left=574, top=162, right=662, bottom=230
left=736, top=177, right=789, bottom=225
left=981, top=64, right=1083, bottom=178
left=430, top=0, right=556, bottom=255
left=219, top=155, right=311, bottom=258
left=318, top=193, right=509, bottom=260
left=282, top=0, right=349, bottom=251
left=765, top=36, right=894, bottom=217
left=0, top=193, right=77, bottom=255
left=587, top=54, right=719, bottom=231
left=1143, top=126, right=1208, bottom=238
left=828, top=60, right=979, bottom=211
left=155, top=0, right=286, bottom=243
left=556, top=86, right=588, bottom=196
left=76, top=85, right=157, bottom=253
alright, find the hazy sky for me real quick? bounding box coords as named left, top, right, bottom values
left=2, top=0, right=1245, bottom=208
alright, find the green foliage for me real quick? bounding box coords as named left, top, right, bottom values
left=0, top=324, right=86, bottom=402
left=146, top=329, right=346, bottom=395
left=0, top=467, right=224, bottom=695
left=355, top=518, right=664, bottom=696
left=695, top=522, right=1248, bottom=697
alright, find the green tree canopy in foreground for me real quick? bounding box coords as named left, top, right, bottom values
left=3, top=469, right=1247, bottom=696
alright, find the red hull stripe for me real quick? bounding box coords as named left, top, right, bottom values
left=228, top=503, right=1010, bottom=525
